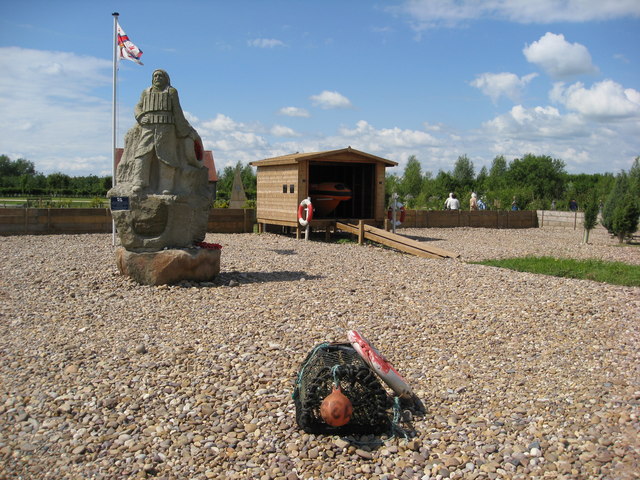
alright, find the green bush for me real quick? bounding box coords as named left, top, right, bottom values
left=89, top=197, right=107, bottom=208
left=611, top=194, right=640, bottom=243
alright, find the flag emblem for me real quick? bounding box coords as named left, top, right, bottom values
left=117, top=22, right=143, bottom=65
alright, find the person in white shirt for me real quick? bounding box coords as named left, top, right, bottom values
left=445, top=192, right=460, bottom=210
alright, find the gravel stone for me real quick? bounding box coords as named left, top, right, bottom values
left=0, top=228, right=638, bottom=479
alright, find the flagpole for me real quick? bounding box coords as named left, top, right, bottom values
left=111, top=12, right=119, bottom=246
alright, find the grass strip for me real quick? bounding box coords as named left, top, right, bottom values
left=473, top=256, right=640, bottom=287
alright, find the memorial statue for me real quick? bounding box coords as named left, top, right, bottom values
left=108, top=69, right=214, bottom=254
left=131, top=69, right=203, bottom=194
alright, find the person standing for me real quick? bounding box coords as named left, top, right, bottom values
left=447, top=193, right=460, bottom=210
left=444, top=192, right=453, bottom=210
left=470, top=192, right=478, bottom=211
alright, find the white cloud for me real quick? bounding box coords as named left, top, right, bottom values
left=201, top=113, right=241, bottom=132
left=523, top=32, right=598, bottom=78
left=484, top=104, right=586, bottom=138
left=395, top=0, right=640, bottom=29
left=194, top=115, right=447, bottom=172
left=1, top=45, right=637, bottom=178
left=339, top=120, right=438, bottom=146
left=248, top=38, right=286, bottom=48
left=278, top=106, right=310, bottom=117
left=550, top=80, right=640, bottom=119
left=497, top=0, right=640, bottom=23
left=477, top=102, right=640, bottom=172
left=0, top=47, right=113, bottom=175
left=310, top=90, right=353, bottom=109
left=613, top=53, right=630, bottom=64
left=270, top=125, right=300, bottom=137
left=471, top=72, right=538, bottom=103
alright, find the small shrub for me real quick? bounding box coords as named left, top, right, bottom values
left=89, top=197, right=106, bottom=208
left=611, top=194, right=640, bottom=243
left=582, top=196, right=599, bottom=244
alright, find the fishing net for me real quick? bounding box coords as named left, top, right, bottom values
left=293, top=342, right=392, bottom=435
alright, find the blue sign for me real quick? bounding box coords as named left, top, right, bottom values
left=110, top=196, right=130, bottom=211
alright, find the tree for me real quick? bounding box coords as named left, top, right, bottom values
left=602, top=158, right=640, bottom=242
left=487, top=155, right=508, bottom=191
left=452, top=154, right=475, bottom=193
left=432, top=170, right=456, bottom=204
left=602, top=172, right=628, bottom=233
left=0, top=155, right=36, bottom=177
left=400, top=155, right=422, bottom=204
left=629, top=156, right=640, bottom=198
left=582, top=195, right=599, bottom=244
left=611, top=194, right=640, bottom=243
left=507, top=154, right=566, bottom=201
left=385, top=173, right=400, bottom=198
left=47, top=172, right=71, bottom=194
left=215, top=161, right=256, bottom=205
left=475, top=166, right=488, bottom=193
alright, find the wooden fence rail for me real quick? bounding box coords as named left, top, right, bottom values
left=0, top=208, right=257, bottom=236
left=399, top=209, right=538, bottom=229
left=0, top=208, right=547, bottom=236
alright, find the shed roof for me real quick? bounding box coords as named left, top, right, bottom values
left=250, top=147, right=398, bottom=167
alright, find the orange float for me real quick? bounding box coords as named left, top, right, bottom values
left=320, top=385, right=353, bottom=427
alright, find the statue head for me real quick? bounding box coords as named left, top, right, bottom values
left=152, top=69, right=170, bottom=90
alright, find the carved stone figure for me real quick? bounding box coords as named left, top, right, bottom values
left=108, top=69, right=214, bottom=253
left=130, top=69, right=202, bottom=194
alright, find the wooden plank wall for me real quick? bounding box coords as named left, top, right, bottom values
left=0, top=208, right=113, bottom=235
left=0, top=208, right=539, bottom=235
left=0, top=208, right=257, bottom=235
left=207, top=208, right=256, bottom=233
left=255, top=165, right=300, bottom=223
left=400, top=210, right=538, bottom=229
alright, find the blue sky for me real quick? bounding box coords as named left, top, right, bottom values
left=1, top=0, right=639, bottom=177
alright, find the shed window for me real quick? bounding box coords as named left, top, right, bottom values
left=282, top=184, right=287, bottom=193
left=289, top=184, right=295, bottom=193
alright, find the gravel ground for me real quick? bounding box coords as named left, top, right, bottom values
left=0, top=227, right=638, bottom=480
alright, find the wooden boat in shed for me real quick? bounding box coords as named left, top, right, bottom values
left=309, top=182, right=352, bottom=216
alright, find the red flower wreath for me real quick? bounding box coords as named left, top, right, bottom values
left=195, top=241, right=223, bottom=250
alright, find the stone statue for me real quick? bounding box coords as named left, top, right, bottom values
left=108, top=69, right=214, bottom=253
left=131, top=69, right=202, bottom=194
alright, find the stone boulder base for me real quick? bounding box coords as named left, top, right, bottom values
left=116, top=247, right=221, bottom=286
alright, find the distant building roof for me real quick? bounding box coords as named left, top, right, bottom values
left=202, top=151, right=218, bottom=182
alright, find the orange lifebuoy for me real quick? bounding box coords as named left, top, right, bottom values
left=387, top=205, right=406, bottom=224
left=298, top=198, right=313, bottom=227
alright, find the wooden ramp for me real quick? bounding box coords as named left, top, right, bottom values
left=336, top=222, right=459, bottom=259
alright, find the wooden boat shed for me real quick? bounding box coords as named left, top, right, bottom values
left=250, top=147, right=397, bottom=232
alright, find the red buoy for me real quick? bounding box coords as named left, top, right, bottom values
left=320, top=386, right=353, bottom=427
